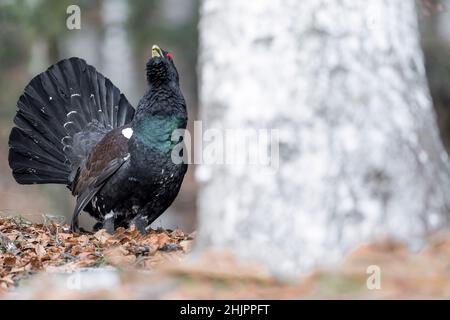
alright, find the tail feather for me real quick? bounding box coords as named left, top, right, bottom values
left=9, top=127, right=67, bottom=168
left=14, top=109, right=66, bottom=159
left=9, top=57, right=135, bottom=185
left=9, top=129, right=70, bottom=184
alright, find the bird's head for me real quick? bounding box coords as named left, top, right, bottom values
left=146, top=44, right=179, bottom=86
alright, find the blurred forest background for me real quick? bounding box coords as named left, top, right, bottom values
left=0, top=0, right=449, bottom=233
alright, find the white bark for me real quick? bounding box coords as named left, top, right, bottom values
left=197, top=0, right=450, bottom=275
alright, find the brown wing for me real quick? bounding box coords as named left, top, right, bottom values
left=70, top=126, right=131, bottom=231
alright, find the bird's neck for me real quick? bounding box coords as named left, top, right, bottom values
left=134, top=84, right=186, bottom=118
left=131, top=85, right=187, bottom=154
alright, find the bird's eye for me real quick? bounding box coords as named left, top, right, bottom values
left=166, top=52, right=174, bottom=61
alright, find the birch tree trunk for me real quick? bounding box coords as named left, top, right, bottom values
left=197, top=0, right=450, bottom=275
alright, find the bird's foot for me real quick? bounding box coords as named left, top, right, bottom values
left=70, top=224, right=90, bottom=234
left=131, top=216, right=148, bottom=235
left=103, top=212, right=116, bottom=234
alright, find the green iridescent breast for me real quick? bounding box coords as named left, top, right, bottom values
left=133, top=115, right=186, bottom=153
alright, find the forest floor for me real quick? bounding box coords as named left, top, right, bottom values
left=1, top=215, right=450, bottom=299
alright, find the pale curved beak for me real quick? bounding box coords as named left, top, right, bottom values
left=152, top=44, right=163, bottom=58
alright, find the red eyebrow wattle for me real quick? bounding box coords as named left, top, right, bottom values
left=167, top=52, right=174, bottom=60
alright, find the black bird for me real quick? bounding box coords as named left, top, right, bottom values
left=8, top=45, right=188, bottom=233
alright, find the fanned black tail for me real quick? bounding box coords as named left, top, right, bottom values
left=8, top=57, right=135, bottom=185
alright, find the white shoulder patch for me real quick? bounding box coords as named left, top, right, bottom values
left=121, top=128, right=133, bottom=139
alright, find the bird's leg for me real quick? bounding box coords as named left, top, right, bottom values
left=103, top=211, right=116, bottom=234
left=131, top=215, right=148, bottom=235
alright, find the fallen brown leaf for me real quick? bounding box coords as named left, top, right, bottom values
left=0, top=216, right=193, bottom=291
left=3, top=256, right=16, bottom=267
left=104, top=246, right=136, bottom=266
